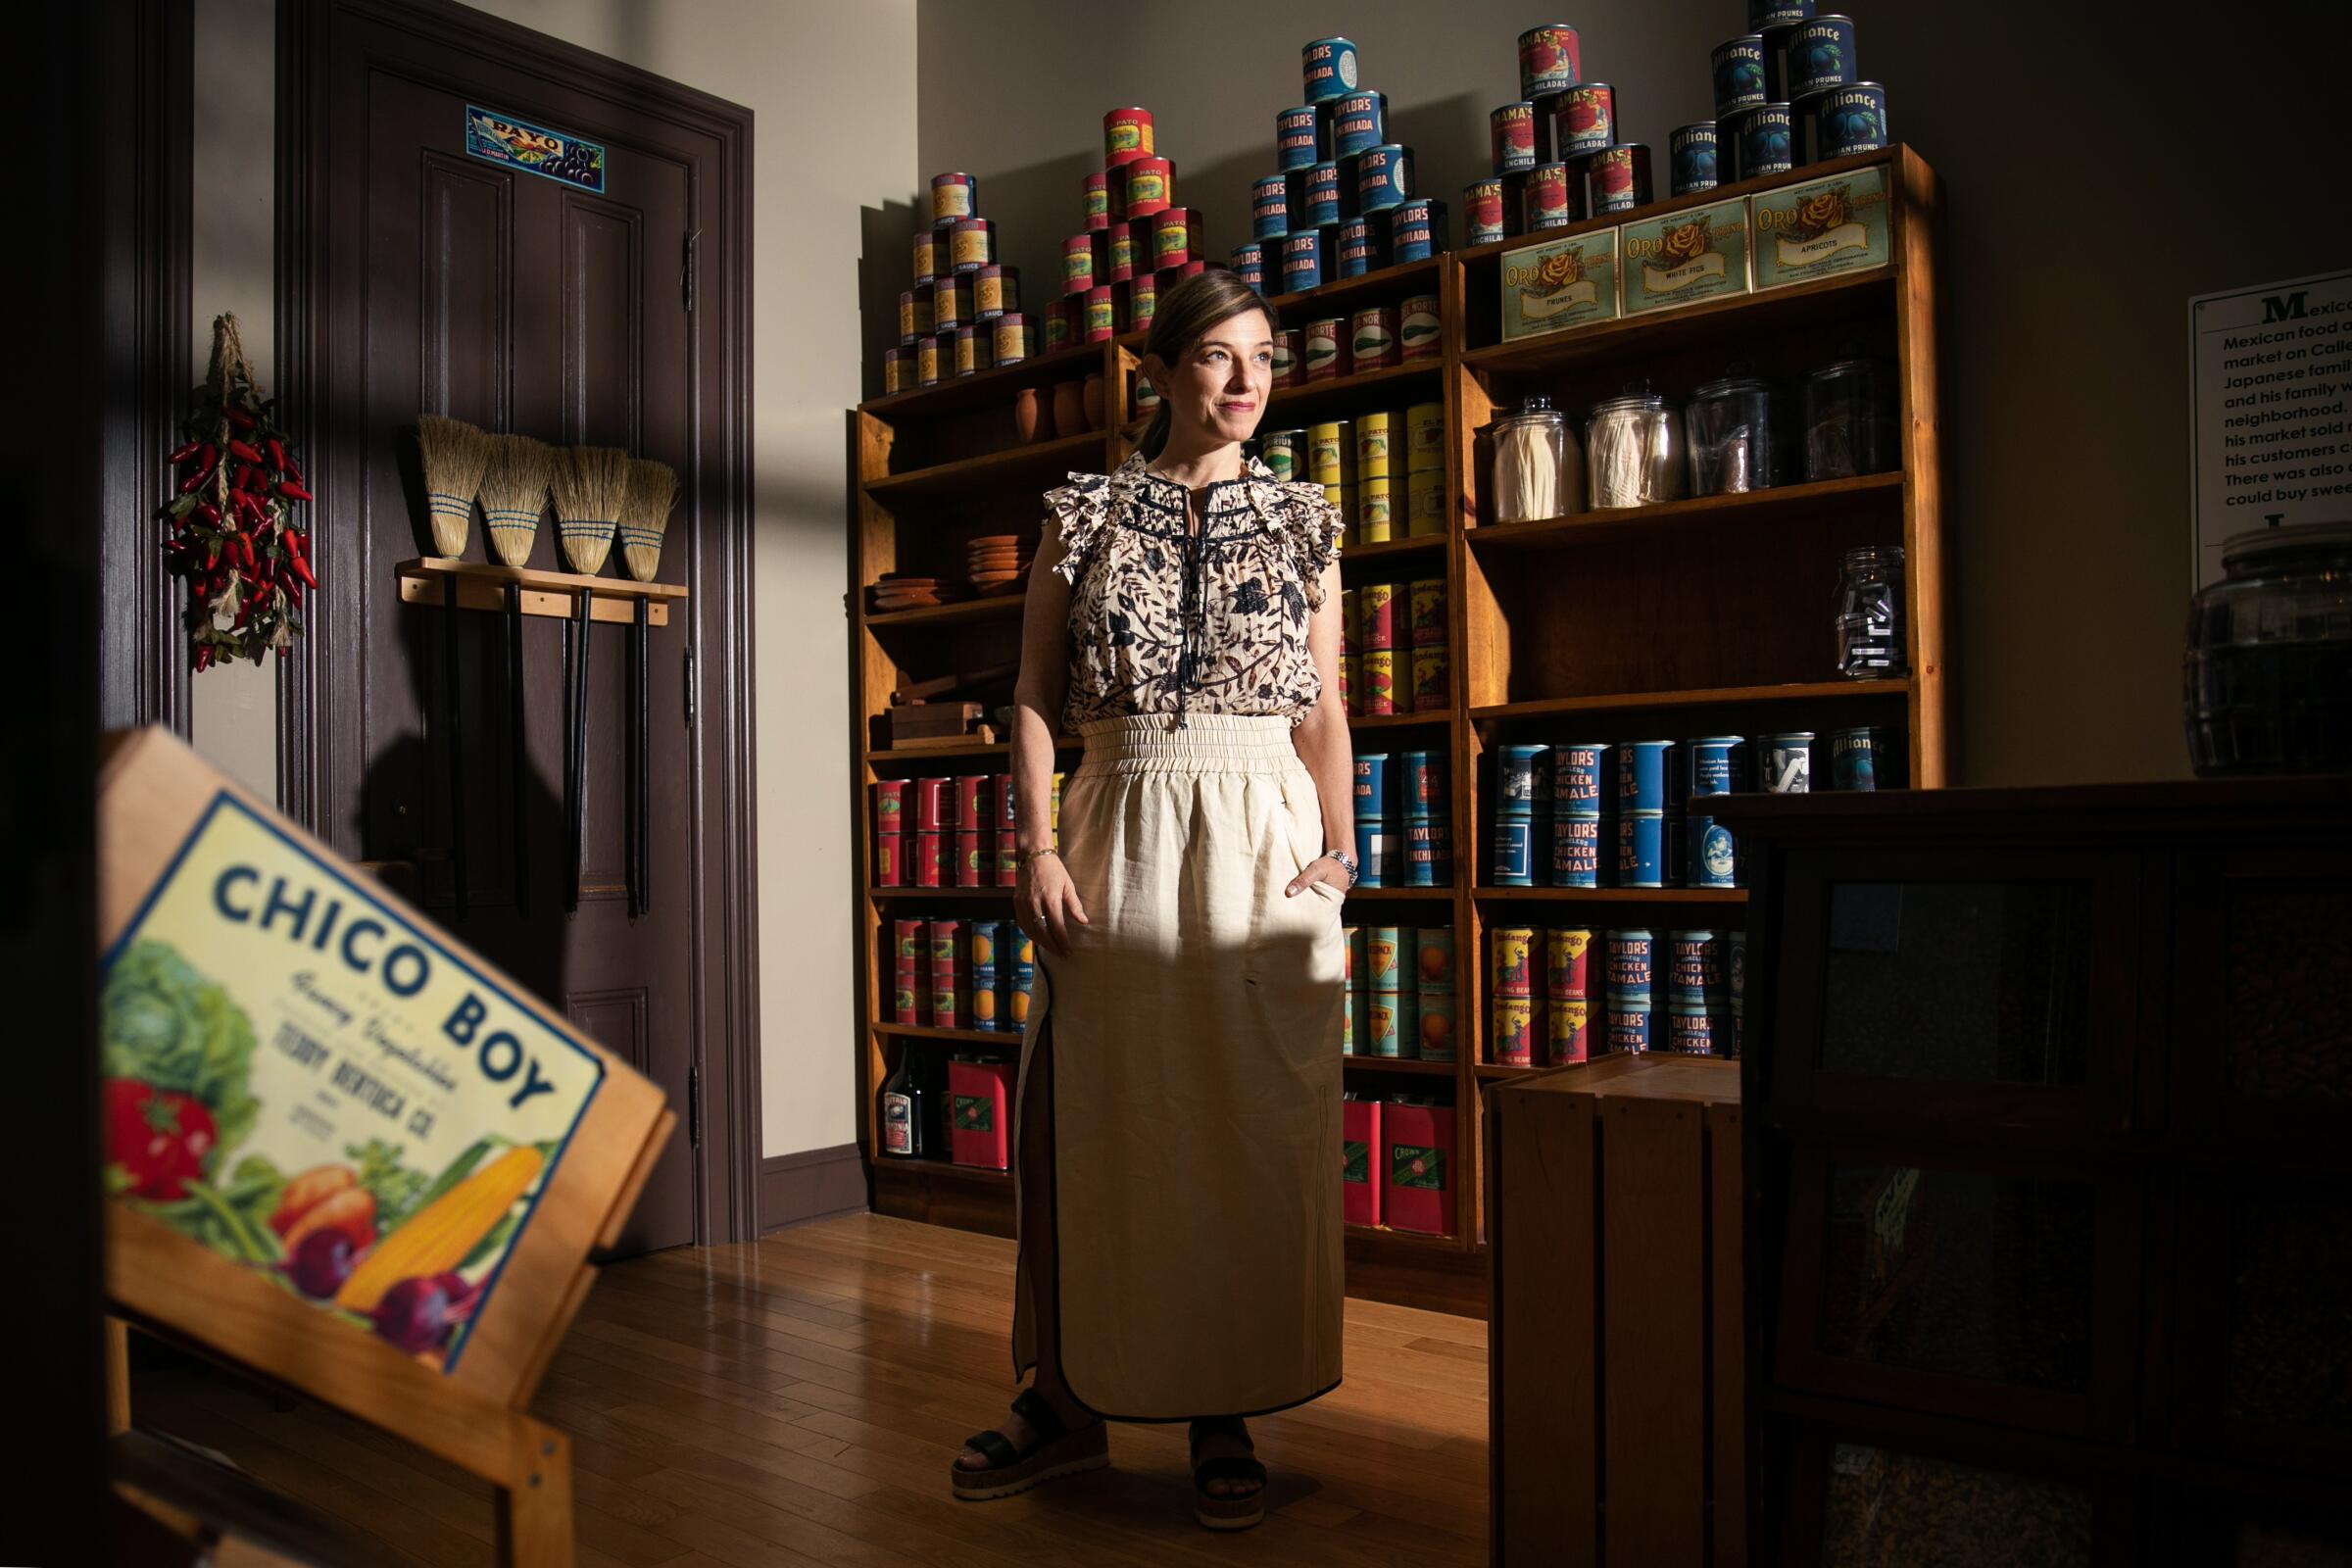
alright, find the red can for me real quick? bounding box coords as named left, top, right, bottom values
left=955, top=774, right=990, bottom=827
left=872, top=832, right=901, bottom=886
left=1545, top=926, right=1592, bottom=999
left=1082, top=170, right=1109, bottom=231
left=956, top=829, right=984, bottom=888
left=1084, top=285, right=1115, bottom=342
left=1356, top=581, right=1395, bottom=649
left=1153, top=207, right=1202, bottom=269
left=1586, top=143, right=1652, bottom=216
left=911, top=775, right=950, bottom=830
left=1523, top=161, right=1582, bottom=229
left=1464, top=177, right=1508, bottom=245
left=1125, top=157, right=1175, bottom=219
left=872, top=777, right=906, bottom=830
left=1351, top=305, right=1401, bottom=369
left=996, top=828, right=1018, bottom=885
left=1106, top=221, right=1135, bottom=282
left=1062, top=230, right=1103, bottom=296
left=1552, top=82, right=1616, bottom=160
left=1103, top=106, right=1154, bottom=168
left=912, top=830, right=942, bottom=887
left=1490, top=101, right=1545, bottom=174
left=1160, top=259, right=1207, bottom=287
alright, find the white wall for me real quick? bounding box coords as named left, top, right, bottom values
left=186, top=0, right=917, bottom=1159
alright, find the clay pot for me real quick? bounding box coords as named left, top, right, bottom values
left=1013, top=387, right=1042, bottom=444
left=1083, top=372, right=1104, bottom=431
left=1053, top=380, right=1086, bottom=440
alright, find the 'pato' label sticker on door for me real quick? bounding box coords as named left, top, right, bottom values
left=466, top=105, right=606, bottom=192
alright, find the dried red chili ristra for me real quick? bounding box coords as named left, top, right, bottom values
left=169, top=438, right=203, bottom=465
left=278, top=480, right=315, bottom=503
left=228, top=439, right=264, bottom=466
left=224, top=407, right=256, bottom=431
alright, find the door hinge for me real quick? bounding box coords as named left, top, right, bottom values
left=688, top=1063, right=703, bottom=1148
left=682, top=645, right=697, bottom=728
left=680, top=226, right=701, bottom=313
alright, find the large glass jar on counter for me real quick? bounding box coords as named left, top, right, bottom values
left=1686, top=369, right=1788, bottom=496
left=1802, top=358, right=1897, bottom=481
left=1834, top=544, right=1908, bottom=678
left=1586, top=384, right=1685, bottom=510
left=2184, top=521, right=2352, bottom=775
left=1486, top=395, right=1580, bottom=523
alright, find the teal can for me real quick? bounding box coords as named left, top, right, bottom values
left=1355, top=144, right=1414, bottom=214
left=1302, top=37, right=1359, bottom=103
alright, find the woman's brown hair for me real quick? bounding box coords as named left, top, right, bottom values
left=1136, top=270, right=1281, bottom=462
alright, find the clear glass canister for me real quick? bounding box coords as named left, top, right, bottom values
left=1586, top=385, right=1685, bottom=509
left=1803, top=359, right=1897, bottom=481
left=2183, top=522, right=2352, bottom=775
left=1834, top=544, right=1908, bottom=677
left=1686, top=370, right=1786, bottom=496
left=1487, top=395, right=1580, bottom=523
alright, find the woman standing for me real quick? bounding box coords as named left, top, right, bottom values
left=950, top=271, right=1355, bottom=1531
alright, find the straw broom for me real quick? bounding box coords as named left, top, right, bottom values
left=618, top=458, right=678, bottom=581
left=417, top=416, right=495, bottom=557
left=478, top=434, right=552, bottom=567
left=552, top=445, right=629, bottom=576
left=616, top=458, right=677, bottom=914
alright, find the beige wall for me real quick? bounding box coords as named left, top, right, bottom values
left=915, top=0, right=2352, bottom=785
left=186, top=0, right=917, bottom=1158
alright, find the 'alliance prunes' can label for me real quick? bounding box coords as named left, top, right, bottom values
left=1400, top=293, right=1442, bottom=359
left=1333, top=90, right=1388, bottom=158
left=1751, top=0, right=1813, bottom=24
left=1803, top=81, right=1888, bottom=162
left=1711, top=34, right=1768, bottom=116
left=1304, top=317, right=1348, bottom=380
left=1301, top=36, right=1359, bottom=103
left=972, top=265, right=1017, bottom=318
left=1670, top=122, right=1721, bottom=196
left=911, top=228, right=941, bottom=286
left=1337, top=217, right=1388, bottom=278
left=1125, top=157, right=1174, bottom=218
left=1788, top=14, right=1859, bottom=96
left=1517, top=24, right=1583, bottom=99
left=1588, top=143, right=1652, bottom=215
left=1491, top=101, right=1545, bottom=175
left=1356, top=144, right=1414, bottom=213
left=1277, top=105, right=1324, bottom=171
left=1299, top=161, right=1344, bottom=227
left=950, top=217, right=995, bottom=272
left=1251, top=173, right=1291, bottom=240
left=1736, top=103, right=1794, bottom=179
left=1524, top=162, right=1579, bottom=229
left=1465, top=178, right=1509, bottom=245
left=1103, top=106, right=1153, bottom=167
left=1553, top=82, right=1616, bottom=160
left=930, top=172, right=977, bottom=226
left=1391, top=198, right=1446, bottom=262
left=1282, top=227, right=1326, bottom=293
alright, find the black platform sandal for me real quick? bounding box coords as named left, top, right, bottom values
left=951, top=1386, right=1108, bottom=1501
left=1189, top=1416, right=1267, bottom=1531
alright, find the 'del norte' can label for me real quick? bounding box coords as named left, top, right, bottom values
left=1554, top=83, right=1616, bottom=159
left=1277, top=105, right=1323, bottom=171
left=1518, top=24, right=1583, bottom=99
left=1304, top=318, right=1347, bottom=380
left=1400, top=294, right=1442, bottom=359
left=1271, top=331, right=1302, bottom=385
left=1351, top=306, right=1398, bottom=368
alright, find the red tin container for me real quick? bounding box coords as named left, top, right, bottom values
left=1103, top=106, right=1153, bottom=168
left=1552, top=82, right=1616, bottom=160
left=956, top=829, right=984, bottom=887
left=1043, top=298, right=1076, bottom=351
left=972, top=264, right=1018, bottom=319
left=955, top=774, right=991, bottom=827
left=912, top=829, right=942, bottom=887
left=1115, top=275, right=1154, bottom=335
left=872, top=778, right=906, bottom=832
left=1106, top=221, right=1135, bottom=282
left=1159, top=260, right=1207, bottom=289
left=996, top=828, right=1017, bottom=886
left=1063, top=230, right=1104, bottom=296
left=1351, top=304, right=1401, bottom=369
left=930, top=172, right=977, bottom=227
left=995, top=772, right=1017, bottom=827
left=872, top=832, right=901, bottom=886
left=1546, top=998, right=1590, bottom=1065
left=912, top=775, right=951, bottom=830
left=1380, top=1101, right=1454, bottom=1234
left=1523, top=161, right=1582, bottom=229
left=1304, top=317, right=1348, bottom=382
left=1464, top=178, right=1508, bottom=245
left=1586, top=142, right=1652, bottom=215
left=949, top=1057, right=1015, bottom=1169
left=1356, top=581, right=1396, bottom=649
left=1343, top=1099, right=1382, bottom=1228
left=949, top=216, right=995, bottom=272
left=1153, top=207, right=1203, bottom=269
left=1272, top=328, right=1305, bottom=387
left=1490, top=101, right=1546, bottom=175
left=1359, top=648, right=1396, bottom=714
left=1084, top=285, right=1115, bottom=342
left=1082, top=170, right=1109, bottom=231
left=911, top=227, right=941, bottom=286
left=1545, top=926, right=1592, bottom=999
left=1125, top=156, right=1175, bottom=218
left=1492, top=996, right=1536, bottom=1064
left=1411, top=645, right=1449, bottom=711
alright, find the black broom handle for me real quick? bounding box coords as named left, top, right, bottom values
left=507, top=581, right=530, bottom=920
left=636, top=596, right=651, bottom=916
left=568, top=586, right=592, bottom=915
left=443, top=574, right=467, bottom=921
left=561, top=611, right=576, bottom=911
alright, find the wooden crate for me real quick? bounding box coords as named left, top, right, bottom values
left=1487, top=1054, right=1743, bottom=1567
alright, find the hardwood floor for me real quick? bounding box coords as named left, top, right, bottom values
left=130, top=1212, right=1491, bottom=1565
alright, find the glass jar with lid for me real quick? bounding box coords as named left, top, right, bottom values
left=1586, top=383, right=1686, bottom=509
left=1485, top=394, right=1581, bottom=524
left=1687, top=368, right=1788, bottom=496
left=2183, top=521, right=2352, bottom=775
left=1802, top=358, right=1897, bottom=481
left=1834, top=544, right=1908, bottom=678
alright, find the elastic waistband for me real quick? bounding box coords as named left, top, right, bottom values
left=1072, top=712, right=1305, bottom=776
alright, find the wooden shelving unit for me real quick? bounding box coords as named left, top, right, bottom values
left=845, top=145, right=1945, bottom=1317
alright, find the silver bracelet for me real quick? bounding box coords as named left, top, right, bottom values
left=1317, top=848, right=1360, bottom=888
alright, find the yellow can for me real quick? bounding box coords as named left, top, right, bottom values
left=1407, top=468, right=1446, bottom=535
left=1366, top=995, right=1402, bottom=1057
left=1408, top=577, right=1447, bottom=645
left=1491, top=996, right=1536, bottom=1063
left=1406, top=402, right=1446, bottom=471
left=1545, top=998, right=1590, bottom=1064
left=1355, top=411, right=1395, bottom=479
left=1491, top=925, right=1536, bottom=996
left=1358, top=475, right=1395, bottom=543
left=1354, top=582, right=1395, bottom=650
left=1359, top=649, right=1396, bottom=715
left=1410, top=645, right=1449, bottom=711
left=1307, top=420, right=1351, bottom=484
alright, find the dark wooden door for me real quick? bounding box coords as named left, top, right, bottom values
left=281, top=0, right=760, bottom=1251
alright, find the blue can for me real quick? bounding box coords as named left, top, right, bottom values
left=1492, top=817, right=1535, bottom=884
left=1354, top=751, right=1391, bottom=817
left=1749, top=0, right=1812, bottom=25
left=1277, top=105, right=1325, bottom=171
left=1298, top=162, right=1344, bottom=227
left=1616, top=740, right=1680, bottom=812
left=1398, top=751, right=1446, bottom=816
left=1302, top=36, right=1359, bottom=104
left=1497, top=744, right=1545, bottom=814
left=1803, top=81, right=1889, bottom=162
left=1390, top=197, right=1446, bottom=262
left=1607, top=928, right=1654, bottom=996
left=1667, top=1006, right=1730, bottom=1056
left=1405, top=817, right=1452, bottom=886
left=1735, top=103, right=1793, bottom=179
left=1550, top=812, right=1605, bottom=888
left=1829, top=725, right=1905, bottom=790
left=1728, top=931, right=1746, bottom=1008
left=1788, top=14, right=1858, bottom=96
left=1608, top=1000, right=1653, bottom=1054
left=1354, top=818, right=1393, bottom=886
left=1711, top=34, right=1768, bottom=117
left=1669, top=122, right=1720, bottom=196
left=1332, top=90, right=1388, bottom=158
left=1281, top=226, right=1326, bottom=293
left=1230, top=243, right=1267, bottom=296
left=1336, top=217, right=1388, bottom=278
left=1759, top=732, right=1815, bottom=793
left=1355, top=144, right=1413, bottom=214
left=1689, top=814, right=1740, bottom=888
left=1251, top=173, right=1291, bottom=241
left=1667, top=929, right=1726, bottom=1003
left=1686, top=737, right=1749, bottom=800
left=1618, top=813, right=1667, bottom=888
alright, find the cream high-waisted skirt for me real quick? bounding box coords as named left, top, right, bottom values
left=1010, top=711, right=1348, bottom=1421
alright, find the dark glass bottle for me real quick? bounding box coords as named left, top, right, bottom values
left=879, top=1050, right=924, bottom=1158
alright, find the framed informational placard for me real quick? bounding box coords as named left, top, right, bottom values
left=2188, top=269, right=2352, bottom=588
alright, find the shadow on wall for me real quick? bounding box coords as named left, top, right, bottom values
left=858, top=197, right=923, bottom=402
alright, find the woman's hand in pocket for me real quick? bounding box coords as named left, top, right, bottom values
left=1018, top=851, right=1089, bottom=956
left=1285, top=853, right=1349, bottom=902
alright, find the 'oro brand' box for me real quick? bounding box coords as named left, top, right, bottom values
left=1343, top=1099, right=1382, bottom=1228
left=1620, top=197, right=1752, bottom=318
left=1498, top=227, right=1619, bottom=340
left=1748, top=166, right=1889, bottom=292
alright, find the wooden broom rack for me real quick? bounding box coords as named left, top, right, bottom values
left=396, top=557, right=689, bottom=626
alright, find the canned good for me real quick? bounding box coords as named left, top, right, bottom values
left=1303, top=318, right=1348, bottom=381
left=1518, top=24, right=1584, bottom=99
left=1416, top=991, right=1457, bottom=1059
left=1829, top=725, right=1905, bottom=790
left=1588, top=143, right=1652, bottom=215
left=1667, top=1006, right=1730, bottom=1056
left=1546, top=927, right=1592, bottom=998
left=1282, top=227, right=1327, bottom=293
left=1364, top=925, right=1402, bottom=988
left=898, top=289, right=933, bottom=346
left=1712, top=34, right=1769, bottom=116
left=1301, top=36, right=1359, bottom=103
left=1041, top=300, right=1072, bottom=351
left=1277, top=105, right=1324, bottom=171
left=1548, top=743, right=1604, bottom=810
left=1333, top=90, right=1388, bottom=158
left=1352, top=305, right=1399, bottom=368
left=1407, top=403, right=1446, bottom=468
left=1153, top=208, right=1202, bottom=269
left=1667, top=930, right=1725, bottom=1000
left=1083, top=170, right=1110, bottom=231
left=1298, top=162, right=1344, bottom=227
left=1735, top=103, right=1794, bottom=179
left=1404, top=818, right=1452, bottom=885
left=1493, top=997, right=1537, bottom=1064
left=1340, top=652, right=1357, bottom=712
left=1404, top=469, right=1444, bottom=534
left=1355, top=412, right=1395, bottom=479
left=1549, top=813, right=1604, bottom=888
left=1122, top=272, right=1156, bottom=333
left=1360, top=648, right=1396, bottom=715
left=1308, top=419, right=1353, bottom=483
left=1618, top=813, right=1668, bottom=888
left=1231, top=247, right=1267, bottom=295
left=1366, top=994, right=1403, bottom=1056
left=1337, top=218, right=1389, bottom=278
left=1607, top=929, right=1654, bottom=996
left=911, top=828, right=942, bottom=885
left=1394, top=747, right=1441, bottom=812
left=950, top=217, right=995, bottom=272
left=1802, top=81, right=1888, bottom=162
left=1690, top=814, right=1739, bottom=887
left=991, top=314, right=1031, bottom=366
left=1617, top=740, right=1680, bottom=812
left=911, top=228, right=941, bottom=286
left=972, top=265, right=1018, bottom=319
left=1523, top=162, right=1581, bottom=230
left=1125, top=156, right=1175, bottom=218
left=1415, top=927, right=1456, bottom=991
left=997, top=828, right=1017, bottom=885
left=1359, top=474, right=1395, bottom=540
left=1609, top=1001, right=1653, bottom=1054
left=1546, top=999, right=1591, bottom=1065
left=1251, top=173, right=1291, bottom=240
left=1258, top=426, right=1304, bottom=479
left=930, top=172, right=977, bottom=226
left=1492, top=101, right=1548, bottom=177
left=1465, top=178, right=1508, bottom=245
left=1355, top=144, right=1413, bottom=213
left=1409, top=577, right=1446, bottom=643
left=1399, top=293, right=1443, bottom=360
left=1687, top=737, right=1749, bottom=799
left=1492, top=817, right=1534, bottom=884
left=1356, top=582, right=1396, bottom=648
left=1759, top=731, right=1814, bottom=793
left=1751, top=0, right=1813, bottom=24
left=1391, top=199, right=1446, bottom=262
left=1497, top=743, right=1544, bottom=813
left=1083, top=285, right=1114, bottom=342
left=1670, top=122, right=1721, bottom=197
left=1103, top=223, right=1136, bottom=282
left=953, top=324, right=989, bottom=376
left=1728, top=931, right=1746, bottom=1007
left=933, top=273, right=973, bottom=332
left=1354, top=818, right=1392, bottom=885
left=1103, top=106, right=1154, bottom=167
left=914, top=334, right=943, bottom=387
left=1410, top=645, right=1448, bottom=710
left=1553, top=83, right=1616, bottom=160
left=873, top=832, right=901, bottom=885
left=1788, top=14, right=1858, bottom=95
left=953, top=827, right=982, bottom=885
left=881, top=347, right=908, bottom=395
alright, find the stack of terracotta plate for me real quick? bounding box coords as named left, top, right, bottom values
left=866, top=573, right=972, bottom=613
left=966, top=534, right=1034, bottom=597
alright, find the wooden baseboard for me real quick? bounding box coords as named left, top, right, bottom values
left=759, top=1144, right=867, bottom=1233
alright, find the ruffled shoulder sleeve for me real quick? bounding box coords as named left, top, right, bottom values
left=1273, top=479, right=1345, bottom=612
left=1043, top=470, right=1112, bottom=585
